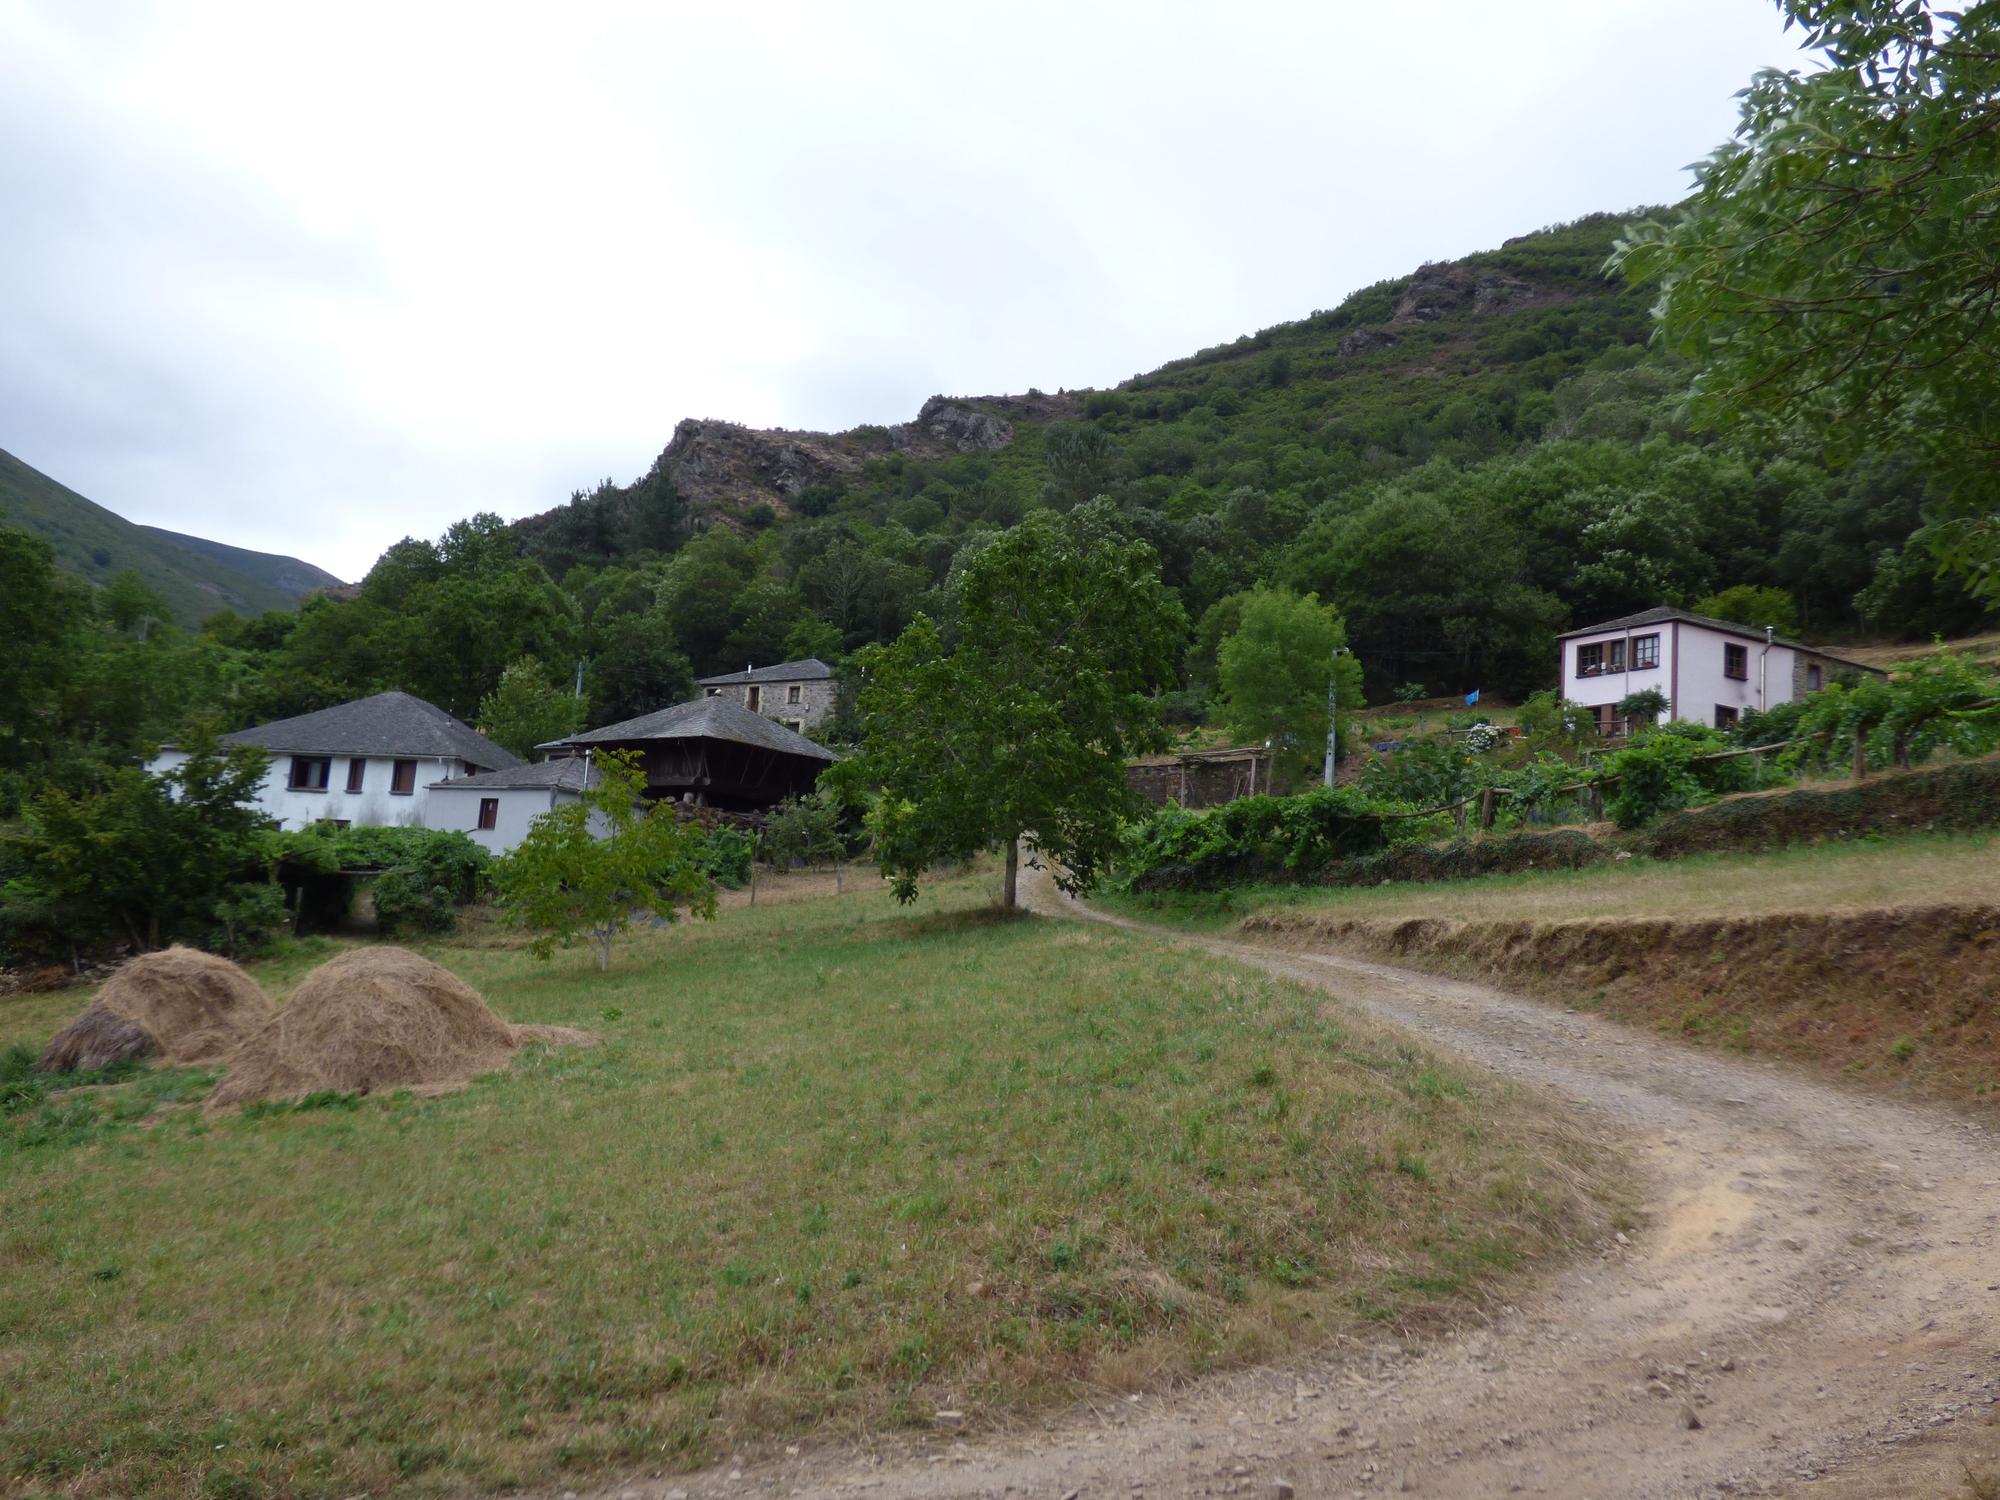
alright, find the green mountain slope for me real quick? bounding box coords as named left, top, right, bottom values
left=138, top=524, right=345, bottom=602
left=495, top=209, right=1989, bottom=707
left=0, top=448, right=342, bottom=626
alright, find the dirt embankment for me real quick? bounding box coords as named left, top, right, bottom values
left=1246, top=903, right=2000, bottom=1111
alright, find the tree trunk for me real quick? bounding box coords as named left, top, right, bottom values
left=596, top=930, right=613, bottom=972
left=1002, top=837, right=1019, bottom=910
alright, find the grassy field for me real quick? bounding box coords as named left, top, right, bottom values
left=0, top=870, right=1617, bottom=1499
left=1103, top=829, right=2000, bottom=931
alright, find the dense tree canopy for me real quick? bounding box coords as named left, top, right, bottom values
left=1615, top=0, right=2000, bottom=604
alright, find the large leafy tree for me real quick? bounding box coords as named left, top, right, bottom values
left=490, top=751, right=715, bottom=970
left=477, top=656, right=585, bottom=758
left=8, top=729, right=271, bottom=954
left=1215, top=587, right=1364, bottom=785
left=848, top=503, right=1185, bottom=908
left=0, top=523, right=89, bottom=773
left=1614, top=0, right=2000, bottom=603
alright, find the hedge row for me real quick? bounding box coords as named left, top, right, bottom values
left=1128, top=756, right=2000, bottom=894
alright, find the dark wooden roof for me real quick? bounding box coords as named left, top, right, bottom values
left=551, top=695, right=837, bottom=761
left=220, top=691, right=521, bottom=770
left=696, top=657, right=835, bottom=687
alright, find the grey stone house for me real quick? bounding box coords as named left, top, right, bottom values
left=696, top=658, right=837, bottom=734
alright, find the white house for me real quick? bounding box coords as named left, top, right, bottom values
left=1559, top=606, right=1881, bottom=735
left=426, top=755, right=600, bottom=855
left=149, top=691, right=521, bottom=832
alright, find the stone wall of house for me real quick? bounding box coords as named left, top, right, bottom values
left=718, top=676, right=839, bottom=729
left=1126, top=751, right=1271, bottom=810
left=1791, top=650, right=1849, bottom=699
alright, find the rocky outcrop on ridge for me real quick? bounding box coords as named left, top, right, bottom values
left=648, top=391, right=1076, bottom=519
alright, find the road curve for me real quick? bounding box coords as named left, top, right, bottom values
left=535, top=865, right=2000, bottom=1500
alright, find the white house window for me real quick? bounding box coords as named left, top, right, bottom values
left=345, top=758, right=366, bottom=793
left=786, top=684, right=802, bottom=704
left=1724, top=643, right=1749, bottom=681
left=1576, top=642, right=1605, bottom=676
left=288, top=755, right=332, bottom=791
left=391, top=759, right=418, bottom=795
left=1715, top=704, right=1740, bottom=729
left=477, top=797, right=499, bottom=831
left=1632, top=634, right=1660, bottom=670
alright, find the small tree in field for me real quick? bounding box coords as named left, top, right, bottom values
left=761, top=789, right=846, bottom=875
left=491, top=751, right=714, bottom=969
left=1216, top=587, right=1363, bottom=785
left=847, top=503, right=1185, bottom=909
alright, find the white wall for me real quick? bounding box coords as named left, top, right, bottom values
left=427, top=786, right=581, bottom=855
left=1561, top=625, right=1672, bottom=713
left=1561, top=621, right=1799, bottom=728
left=145, top=751, right=467, bottom=832
left=1676, top=632, right=1796, bottom=727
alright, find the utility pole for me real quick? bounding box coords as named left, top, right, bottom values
left=1322, top=646, right=1349, bottom=787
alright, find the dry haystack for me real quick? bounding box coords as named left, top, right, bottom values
left=35, top=1001, right=158, bottom=1073
left=207, top=947, right=590, bottom=1111
left=36, top=946, right=276, bottom=1074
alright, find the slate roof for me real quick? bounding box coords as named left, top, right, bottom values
left=220, top=691, right=523, bottom=770
left=1558, top=607, right=1882, bottom=670
left=551, top=695, right=838, bottom=761
left=427, top=757, right=599, bottom=794
left=696, top=657, right=835, bottom=687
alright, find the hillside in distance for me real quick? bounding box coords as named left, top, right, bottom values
left=0, top=448, right=344, bottom=626
left=350, top=207, right=1981, bottom=719
left=523, top=212, right=1657, bottom=544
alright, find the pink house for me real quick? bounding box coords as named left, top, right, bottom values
left=1558, top=607, right=1880, bottom=737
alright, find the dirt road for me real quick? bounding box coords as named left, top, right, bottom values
left=543, top=869, right=2000, bottom=1500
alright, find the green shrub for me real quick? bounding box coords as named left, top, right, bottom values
left=1122, top=785, right=1421, bottom=890
left=1637, top=756, right=2000, bottom=858
left=689, top=826, right=755, bottom=889
left=207, top=882, right=290, bottom=958
left=1600, top=723, right=1753, bottom=828
left=268, top=826, right=492, bottom=937
left=1360, top=738, right=1484, bottom=809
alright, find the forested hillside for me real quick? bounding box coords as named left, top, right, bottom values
left=0, top=448, right=343, bottom=626
left=1, top=210, right=1991, bottom=815
left=496, top=211, right=1989, bottom=709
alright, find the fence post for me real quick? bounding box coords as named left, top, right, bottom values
left=1479, top=786, right=1497, bottom=832
left=1587, top=781, right=1604, bottom=822
left=1454, top=799, right=1468, bottom=836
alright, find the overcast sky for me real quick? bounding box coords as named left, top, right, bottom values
left=1, top=1, right=1800, bottom=582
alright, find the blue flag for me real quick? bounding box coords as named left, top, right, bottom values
left=1464, top=689, right=1480, bottom=706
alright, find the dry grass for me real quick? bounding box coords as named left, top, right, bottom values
left=1112, top=829, right=2000, bottom=931
left=0, top=869, right=1620, bottom=1499
left=1112, top=831, right=2000, bottom=1112
left=1838, top=630, right=2000, bottom=671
